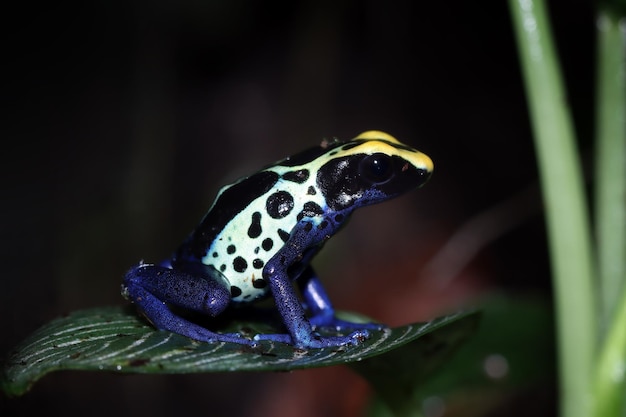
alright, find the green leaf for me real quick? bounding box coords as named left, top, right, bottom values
left=2, top=306, right=480, bottom=398
left=350, top=309, right=481, bottom=417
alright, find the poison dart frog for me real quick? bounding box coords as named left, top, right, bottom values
left=122, top=131, right=433, bottom=348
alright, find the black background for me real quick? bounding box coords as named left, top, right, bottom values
left=2, top=1, right=594, bottom=416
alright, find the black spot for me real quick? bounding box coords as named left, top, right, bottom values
left=227, top=245, right=236, bottom=254
left=341, top=141, right=362, bottom=151
left=252, top=278, right=267, bottom=289
left=233, top=257, right=248, bottom=273
left=220, top=264, right=226, bottom=272
left=266, top=191, right=295, bottom=219
left=334, top=214, right=344, bottom=223
left=252, top=259, right=264, bottom=269
left=247, top=211, right=262, bottom=238
left=318, top=220, right=328, bottom=229
left=297, top=201, right=324, bottom=221
left=307, top=186, right=316, bottom=195
left=212, top=252, right=219, bottom=258
left=304, top=223, right=313, bottom=232
left=329, top=151, right=338, bottom=156
left=262, top=238, right=274, bottom=251
left=231, top=286, right=242, bottom=297
left=282, top=169, right=310, bottom=183
left=277, top=229, right=290, bottom=242
left=384, top=140, right=419, bottom=152
left=254, top=247, right=260, bottom=254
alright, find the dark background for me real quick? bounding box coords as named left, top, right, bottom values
left=2, top=1, right=593, bottom=416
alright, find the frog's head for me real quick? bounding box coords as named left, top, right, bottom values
left=317, top=131, right=433, bottom=211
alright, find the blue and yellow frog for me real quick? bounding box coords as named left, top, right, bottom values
left=122, top=131, right=433, bottom=349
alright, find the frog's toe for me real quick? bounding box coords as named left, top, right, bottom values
left=253, top=333, right=293, bottom=344
left=306, top=329, right=371, bottom=348
left=345, top=329, right=370, bottom=345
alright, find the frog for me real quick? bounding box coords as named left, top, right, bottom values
left=122, top=130, right=433, bottom=349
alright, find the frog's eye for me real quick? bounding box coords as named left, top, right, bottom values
left=360, top=153, right=394, bottom=184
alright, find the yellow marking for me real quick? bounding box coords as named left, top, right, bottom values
left=354, top=130, right=401, bottom=143
left=276, top=131, right=433, bottom=175
left=344, top=131, right=434, bottom=173
left=410, top=151, right=434, bottom=173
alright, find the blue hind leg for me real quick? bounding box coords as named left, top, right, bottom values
left=122, top=263, right=249, bottom=344
left=299, top=267, right=385, bottom=331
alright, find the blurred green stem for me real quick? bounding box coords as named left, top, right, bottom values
left=594, top=9, right=626, bottom=331
left=593, top=8, right=626, bottom=417
left=508, top=2, right=597, bottom=417
left=594, top=287, right=626, bottom=417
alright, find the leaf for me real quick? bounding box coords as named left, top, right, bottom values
left=349, top=309, right=482, bottom=417
left=1, top=306, right=480, bottom=397
left=360, top=296, right=555, bottom=417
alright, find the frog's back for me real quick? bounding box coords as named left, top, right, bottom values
left=174, top=131, right=433, bottom=302
left=174, top=140, right=343, bottom=301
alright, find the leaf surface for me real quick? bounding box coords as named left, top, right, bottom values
left=2, top=306, right=479, bottom=397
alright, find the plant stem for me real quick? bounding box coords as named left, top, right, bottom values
left=594, top=286, right=626, bottom=417
left=593, top=9, right=626, bottom=417
left=594, top=9, right=626, bottom=332
left=508, top=2, right=597, bottom=417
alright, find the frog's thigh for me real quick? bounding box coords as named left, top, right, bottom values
left=124, top=264, right=230, bottom=316
left=123, top=264, right=249, bottom=344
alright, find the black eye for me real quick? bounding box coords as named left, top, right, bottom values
left=360, top=153, right=393, bottom=183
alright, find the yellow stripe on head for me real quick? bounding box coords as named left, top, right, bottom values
left=347, top=131, right=433, bottom=173
left=354, top=130, right=401, bottom=144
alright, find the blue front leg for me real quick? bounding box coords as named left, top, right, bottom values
left=254, top=224, right=372, bottom=348
left=299, top=266, right=385, bottom=331
left=122, top=262, right=247, bottom=344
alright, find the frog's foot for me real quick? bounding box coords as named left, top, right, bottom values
left=253, top=329, right=370, bottom=348
left=308, top=312, right=386, bottom=332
